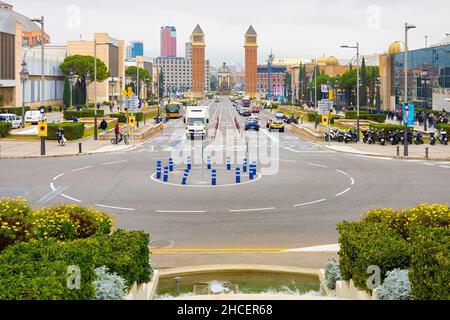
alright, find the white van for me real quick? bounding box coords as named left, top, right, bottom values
left=25, top=111, right=46, bottom=125
left=185, top=107, right=209, bottom=140
left=0, top=113, right=22, bottom=129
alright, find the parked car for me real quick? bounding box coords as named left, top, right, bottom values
left=25, top=110, right=46, bottom=125
left=268, top=118, right=285, bottom=132
left=0, top=113, right=22, bottom=129
left=240, top=107, right=252, bottom=117
left=245, top=116, right=260, bottom=131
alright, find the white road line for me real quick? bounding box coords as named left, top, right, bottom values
left=335, top=169, right=349, bottom=176
left=440, top=165, right=450, bottom=169
left=294, top=199, right=326, bottom=207
left=50, top=182, right=56, bottom=191
left=102, top=160, right=128, bottom=166
left=229, top=207, right=276, bottom=213
left=336, top=188, right=351, bottom=197
left=350, top=177, right=355, bottom=186
left=53, top=173, right=65, bottom=181
left=156, top=210, right=206, bottom=213
left=307, top=163, right=328, bottom=169
left=38, top=186, right=67, bottom=204
left=423, top=163, right=436, bottom=166
left=96, top=204, right=135, bottom=211
left=72, top=166, right=92, bottom=172
left=61, top=194, right=82, bottom=203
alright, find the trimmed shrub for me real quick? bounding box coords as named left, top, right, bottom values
left=0, top=239, right=98, bottom=300
left=63, top=109, right=105, bottom=121
left=0, top=197, right=32, bottom=251
left=337, top=222, right=411, bottom=291
left=96, top=230, right=151, bottom=287
left=47, top=123, right=85, bottom=141
left=436, top=123, right=450, bottom=134
left=0, top=122, right=12, bottom=137
left=94, top=266, right=127, bottom=300
left=325, top=261, right=343, bottom=290
left=306, top=112, right=338, bottom=125
left=369, top=123, right=413, bottom=132
left=378, top=269, right=411, bottom=300
left=409, top=227, right=450, bottom=300
left=0, top=106, right=30, bottom=116
left=110, top=112, right=144, bottom=123
left=345, top=111, right=387, bottom=123
left=363, top=204, right=450, bottom=239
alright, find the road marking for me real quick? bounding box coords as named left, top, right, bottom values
left=336, top=188, right=351, bottom=197
left=335, top=169, right=349, bottom=176
left=307, top=163, right=328, bottom=169
left=38, top=186, right=67, bottom=204
left=284, top=244, right=340, bottom=253
left=72, top=166, right=92, bottom=172
left=229, top=207, right=276, bottom=213
left=50, top=182, right=56, bottom=191
left=350, top=154, right=393, bottom=161
left=96, top=204, right=135, bottom=211
left=423, top=163, right=436, bottom=166
left=150, top=248, right=285, bottom=254
left=294, top=199, right=326, bottom=207
left=61, top=194, right=82, bottom=203
left=102, top=160, right=128, bottom=166
left=156, top=210, right=206, bottom=213
left=53, top=173, right=65, bottom=181
left=440, top=165, right=450, bottom=169
left=350, top=177, right=355, bottom=186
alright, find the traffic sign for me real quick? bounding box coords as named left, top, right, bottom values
left=127, top=87, right=133, bottom=96
left=322, top=116, right=329, bottom=126
left=129, top=116, right=136, bottom=128
left=321, top=85, right=329, bottom=93
left=38, top=122, right=47, bottom=137
left=318, top=99, right=332, bottom=116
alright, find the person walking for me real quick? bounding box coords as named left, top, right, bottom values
left=114, top=121, right=120, bottom=144
left=57, top=126, right=65, bottom=147
left=99, top=119, right=108, bottom=133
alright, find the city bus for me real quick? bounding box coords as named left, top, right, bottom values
left=242, top=97, right=251, bottom=108
left=165, top=102, right=184, bottom=119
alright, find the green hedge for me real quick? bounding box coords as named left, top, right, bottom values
left=0, top=122, right=12, bottom=137
left=110, top=112, right=144, bottom=123
left=63, top=110, right=105, bottom=121
left=337, top=222, right=411, bottom=291
left=0, top=107, right=30, bottom=116
left=0, top=230, right=151, bottom=300
left=369, top=124, right=413, bottom=132
left=306, top=112, right=339, bottom=125
left=46, top=123, right=85, bottom=141
left=345, top=111, right=386, bottom=123
left=410, top=227, right=450, bottom=300
left=436, top=123, right=450, bottom=134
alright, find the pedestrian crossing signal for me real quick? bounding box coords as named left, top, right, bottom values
left=38, top=121, right=47, bottom=137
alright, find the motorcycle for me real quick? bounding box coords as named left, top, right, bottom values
left=390, top=130, right=400, bottom=145
left=363, top=130, right=376, bottom=144
left=400, top=130, right=413, bottom=145
left=414, top=132, right=424, bottom=145
left=378, top=129, right=386, bottom=146
left=344, top=130, right=358, bottom=143
left=429, top=132, right=437, bottom=145
left=438, top=130, right=448, bottom=145
left=325, top=128, right=344, bottom=142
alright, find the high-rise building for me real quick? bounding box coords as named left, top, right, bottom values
left=244, top=25, right=258, bottom=98
left=126, top=41, right=144, bottom=60
left=161, top=26, right=177, bottom=57
left=191, top=24, right=206, bottom=97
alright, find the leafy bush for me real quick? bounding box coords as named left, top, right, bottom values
left=0, top=122, right=12, bottom=137
left=0, top=106, right=30, bottom=116
left=369, top=123, right=413, bottom=132
left=363, top=204, right=450, bottom=239
left=0, top=239, right=98, bottom=300
left=325, top=261, right=343, bottom=290
left=94, top=266, right=126, bottom=300
left=337, top=222, right=411, bottom=291
left=110, top=112, right=144, bottom=123
left=30, top=205, right=113, bottom=241
left=345, top=111, right=386, bottom=123
left=63, top=109, right=104, bottom=121
left=409, top=227, right=450, bottom=300
left=378, top=269, right=411, bottom=300
left=96, top=230, right=151, bottom=287
left=436, top=123, right=450, bottom=134
left=0, top=197, right=32, bottom=251
left=306, top=112, right=338, bottom=125
left=47, top=123, right=85, bottom=141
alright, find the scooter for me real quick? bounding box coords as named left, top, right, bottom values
left=390, top=130, right=400, bottom=145
left=414, top=132, right=424, bottom=145
left=344, top=130, right=358, bottom=143
left=429, top=132, right=437, bottom=145
left=363, top=130, right=376, bottom=144
left=378, top=130, right=386, bottom=146
left=438, top=130, right=448, bottom=145
left=400, top=130, right=413, bottom=145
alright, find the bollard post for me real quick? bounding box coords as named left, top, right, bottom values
left=169, top=158, right=174, bottom=172
left=156, top=161, right=162, bottom=179
left=249, top=165, right=255, bottom=180
left=182, top=170, right=189, bottom=185
left=78, top=143, right=82, bottom=154
left=163, top=166, right=169, bottom=182
left=243, top=159, right=248, bottom=173
left=397, top=146, right=400, bottom=157
left=227, top=157, right=231, bottom=171
left=212, top=169, right=217, bottom=186
left=252, top=162, right=257, bottom=175
left=425, top=147, right=429, bottom=160
left=207, top=156, right=212, bottom=170
left=187, top=157, right=192, bottom=170
left=236, top=167, right=241, bottom=184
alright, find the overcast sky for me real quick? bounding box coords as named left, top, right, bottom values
left=10, top=0, right=450, bottom=67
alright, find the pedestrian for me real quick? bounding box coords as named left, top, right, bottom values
left=57, top=126, right=65, bottom=146
left=110, top=102, right=114, bottom=114
left=99, top=119, right=108, bottom=133
left=114, top=121, right=120, bottom=144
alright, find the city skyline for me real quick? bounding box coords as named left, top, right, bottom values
left=9, top=0, right=450, bottom=67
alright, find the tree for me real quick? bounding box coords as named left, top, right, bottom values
left=0, top=93, right=4, bottom=107
left=340, top=69, right=357, bottom=107
left=63, top=78, right=70, bottom=106
left=210, top=74, right=218, bottom=91
left=360, top=57, right=368, bottom=107
left=125, top=66, right=151, bottom=83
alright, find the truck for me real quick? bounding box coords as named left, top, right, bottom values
left=185, top=106, right=209, bottom=140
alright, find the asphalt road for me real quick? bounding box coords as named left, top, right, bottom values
left=1, top=97, right=449, bottom=249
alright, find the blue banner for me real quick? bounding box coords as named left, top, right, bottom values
left=403, top=103, right=415, bottom=126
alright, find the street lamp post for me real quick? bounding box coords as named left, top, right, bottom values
left=375, top=76, right=381, bottom=111
left=85, top=72, right=90, bottom=107
left=421, top=70, right=431, bottom=132
left=404, top=23, right=417, bottom=157
left=31, top=16, right=45, bottom=155
left=19, top=60, right=29, bottom=128
left=341, top=43, right=360, bottom=141
left=314, top=61, right=318, bottom=129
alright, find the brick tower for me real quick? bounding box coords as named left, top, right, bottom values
left=191, top=24, right=206, bottom=97
left=244, top=25, right=258, bottom=98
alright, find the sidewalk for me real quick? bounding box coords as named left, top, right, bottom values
left=0, top=137, right=136, bottom=159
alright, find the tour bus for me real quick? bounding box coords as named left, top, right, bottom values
left=165, top=102, right=184, bottom=119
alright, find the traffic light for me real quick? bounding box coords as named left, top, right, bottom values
left=125, top=108, right=129, bottom=118
left=123, top=90, right=128, bottom=97
left=329, top=89, right=334, bottom=101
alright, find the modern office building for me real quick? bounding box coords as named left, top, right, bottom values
left=126, top=41, right=144, bottom=60
left=67, top=33, right=125, bottom=103
left=380, top=37, right=450, bottom=111
left=155, top=57, right=192, bottom=95
left=244, top=25, right=258, bottom=98
left=161, top=26, right=177, bottom=57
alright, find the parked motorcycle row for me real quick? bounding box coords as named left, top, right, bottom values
left=325, top=128, right=448, bottom=145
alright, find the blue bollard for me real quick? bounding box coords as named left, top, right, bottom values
left=243, top=159, right=248, bottom=173
left=207, top=156, right=212, bottom=170
left=182, top=170, right=189, bottom=185
left=249, top=165, right=255, bottom=180
left=212, top=169, right=217, bottom=186
left=156, top=161, right=162, bottom=179
left=227, top=157, right=231, bottom=171
left=252, top=162, right=257, bottom=175
left=163, top=166, right=169, bottom=182
left=236, top=167, right=241, bottom=184
left=187, top=157, right=192, bottom=171
left=169, top=158, right=174, bottom=172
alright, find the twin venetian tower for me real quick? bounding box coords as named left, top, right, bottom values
left=190, top=25, right=258, bottom=98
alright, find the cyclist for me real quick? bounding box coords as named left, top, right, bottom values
left=114, top=121, right=120, bottom=144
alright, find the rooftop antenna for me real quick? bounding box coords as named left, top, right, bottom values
left=425, top=35, right=428, bottom=48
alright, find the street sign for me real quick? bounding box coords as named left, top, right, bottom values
left=321, top=85, right=329, bottom=93
left=129, top=116, right=136, bottom=128
left=322, top=116, right=329, bottom=126
left=38, top=122, right=47, bottom=137
left=403, top=103, right=415, bottom=126
left=40, top=106, right=45, bottom=114
left=318, top=99, right=331, bottom=116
